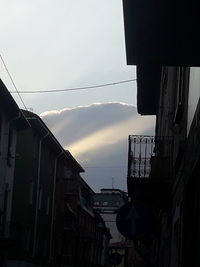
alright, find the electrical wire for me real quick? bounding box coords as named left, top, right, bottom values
left=0, top=54, right=27, bottom=110
left=83, top=165, right=127, bottom=169
left=9, top=78, right=137, bottom=94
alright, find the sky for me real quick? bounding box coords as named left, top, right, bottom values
left=0, top=0, right=136, bottom=114
left=41, top=103, right=155, bottom=192
left=0, top=1, right=155, bottom=192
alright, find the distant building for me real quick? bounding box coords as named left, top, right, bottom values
left=93, top=189, right=127, bottom=244
left=73, top=178, right=111, bottom=267
left=93, top=189, right=130, bottom=267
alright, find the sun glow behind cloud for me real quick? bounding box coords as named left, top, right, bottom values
left=65, top=116, right=154, bottom=159
left=41, top=102, right=155, bottom=191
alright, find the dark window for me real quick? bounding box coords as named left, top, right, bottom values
left=29, top=180, right=34, bottom=205
left=0, top=115, right=2, bottom=155
left=38, top=187, right=42, bottom=210
left=7, top=124, right=14, bottom=166
left=173, top=67, right=185, bottom=124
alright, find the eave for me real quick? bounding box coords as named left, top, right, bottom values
left=122, top=0, right=200, bottom=115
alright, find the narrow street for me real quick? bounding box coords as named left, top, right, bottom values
left=1, top=1, right=200, bottom=266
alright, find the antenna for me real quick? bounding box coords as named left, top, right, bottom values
left=112, top=177, right=115, bottom=189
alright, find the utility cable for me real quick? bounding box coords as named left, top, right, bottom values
left=83, top=165, right=127, bottom=169
left=9, top=78, right=137, bottom=94
left=0, top=54, right=27, bottom=110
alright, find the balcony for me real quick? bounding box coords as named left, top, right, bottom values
left=127, top=135, right=173, bottom=202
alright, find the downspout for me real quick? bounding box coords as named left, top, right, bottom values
left=3, top=111, right=23, bottom=237
left=32, top=130, right=49, bottom=257
left=49, top=151, right=64, bottom=262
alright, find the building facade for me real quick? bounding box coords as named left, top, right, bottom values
left=74, top=179, right=111, bottom=267
left=0, top=90, right=110, bottom=267
left=153, top=66, right=200, bottom=267
left=7, top=110, right=81, bottom=267
left=0, top=80, right=29, bottom=264
left=122, top=2, right=200, bottom=267
left=93, top=189, right=127, bottom=245
left=93, top=189, right=134, bottom=267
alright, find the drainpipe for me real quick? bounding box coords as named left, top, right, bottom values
left=49, top=151, right=63, bottom=262
left=3, top=111, right=23, bottom=237
left=32, top=130, right=49, bottom=257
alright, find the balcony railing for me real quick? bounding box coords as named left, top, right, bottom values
left=127, top=135, right=174, bottom=180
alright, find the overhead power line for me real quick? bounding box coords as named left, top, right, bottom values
left=9, top=78, right=137, bottom=94
left=83, top=165, right=127, bottom=169
left=0, top=54, right=27, bottom=110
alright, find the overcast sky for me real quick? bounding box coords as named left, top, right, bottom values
left=0, top=0, right=136, bottom=114
left=0, top=1, right=155, bottom=192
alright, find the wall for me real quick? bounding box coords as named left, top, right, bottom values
left=101, top=213, right=124, bottom=244
left=187, top=67, right=200, bottom=134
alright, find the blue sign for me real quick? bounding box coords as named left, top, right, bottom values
left=116, top=201, right=153, bottom=239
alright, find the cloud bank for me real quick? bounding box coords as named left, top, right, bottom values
left=41, top=102, right=155, bottom=192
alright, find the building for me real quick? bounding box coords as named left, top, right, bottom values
left=93, top=189, right=127, bottom=244
left=152, top=67, right=200, bottom=267
left=54, top=150, right=84, bottom=267
left=122, top=0, right=199, bottom=115
left=74, top=179, right=111, bottom=267
left=6, top=110, right=83, bottom=267
left=122, top=1, right=200, bottom=267
left=93, top=189, right=132, bottom=267
left=0, top=93, right=110, bottom=267
left=0, top=80, right=29, bottom=264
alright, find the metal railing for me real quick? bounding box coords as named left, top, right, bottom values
left=127, top=135, right=174, bottom=179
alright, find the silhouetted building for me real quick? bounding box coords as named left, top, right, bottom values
left=93, top=189, right=127, bottom=244
left=6, top=110, right=84, bottom=267
left=122, top=1, right=200, bottom=266
left=93, top=189, right=138, bottom=267
left=0, top=97, right=110, bottom=267
left=0, top=80, right=29, bottom=264
left=74, top=179, right=111, bottom=267
left=54, top=151, right=84, bottom=267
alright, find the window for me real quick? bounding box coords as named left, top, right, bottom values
left=36, top=233, right=40, bottom=255
left=26, top=228, right=31, bottom=252
left=54, top=203, right=57, bottom=220
left=7, top=124, right=14, bottom=166
left=33, top=134, right=38, bottom=159
left=38, top=188, right=42, bottom=210
left=46, top=196, right=50, bottom=215
left=102, top=202, right=108, bottom=206
left=29, top=180, right=34, bottom=205
left=63, top=168, right=73, bottom=179
left=43, top=240, right=47, bottom=257
left=173, top=67, right=186, bottom=124
left=0, top=115, right=2, bottom=154
left=174, top=219, right=181, bottom=266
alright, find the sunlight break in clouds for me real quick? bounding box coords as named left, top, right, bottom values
left=41, top=102, right=155, bottom=191
left=66, top=116, right=154, bottom=158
